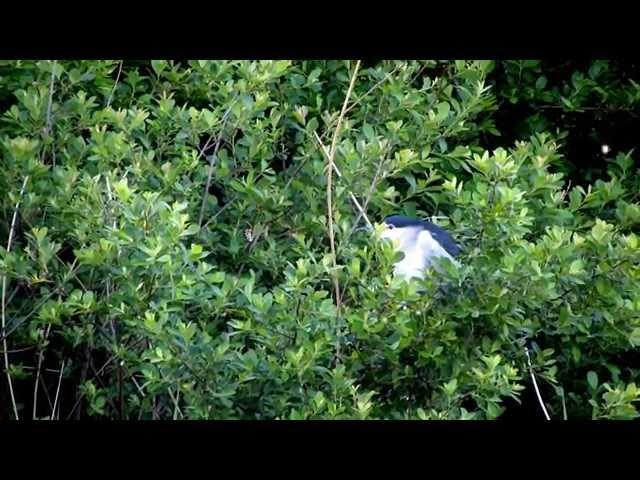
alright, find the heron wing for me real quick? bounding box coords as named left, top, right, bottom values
left=421, top=222, right=461, bottom=257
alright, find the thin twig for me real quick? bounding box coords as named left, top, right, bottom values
left=319, top=63, right=400, bottom=145
left=168, top=387, right=183, bottom=420
left=408, top=62, right=430, bottom=88
left=313, top=131, right=373, bottom=231
left=45, top=63, right=56, bottom=135
left=32, top=324, right=52, bottom=419
left=199, top=100, right=238, bottom=227
left=43, top=61, right=57, bottom=166
left=201, top=198, right=236, bottom=230
left=51, top=359, right=65, bottom=420
left=343, top=154, right=387, bottom=244
left=152, top=396, right=159, bottom=420
left=65, top=337, right=147, bottom=420
left=536, top=103, right=638, bottom=115
left=131, top=375, right=146, bottom=397
left=559, top=179, right=572, bottom=203
left=104, top=174, right=122, bottom=417
left=200, top=168, right=269, bottom=231
left=343, top=64, right=400, bottom=117
left=38, top=373, right=54, bottom=411
left=6, top=285, right=21, bottom=308
left=524, top=346, right=551, bottom=421
left=0, top=345, right=35, bottom=355
left=560, top=386, right=568, bottom=420
left=87, top=356, right=120, bottom=414
left=324, top=60, right=361, bottom=363
left=106, top=60, right=123, bottom=109
left=283, top=153, right=312, bottom=192
left=12, top=213, right=86, bottom=294
left=65, top=354, right=117, bottom=420
left=2, top=175, right=29, bottom=420
left=0, top=259, right=78, bottom=343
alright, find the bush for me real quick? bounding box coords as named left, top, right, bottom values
left=1, top=60, right=639, bottom=420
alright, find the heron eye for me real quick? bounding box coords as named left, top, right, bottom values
left=386, top=224, right=395, bottom=229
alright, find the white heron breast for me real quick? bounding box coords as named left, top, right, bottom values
left=384, top=228, right=457, bottom=280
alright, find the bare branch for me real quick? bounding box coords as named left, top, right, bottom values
left=343, top=154, right=387, bottom=244
left=33, top=324, right=52, bottom=419
left=525, top=346, right=551, bottom=421
left=65, top=337, right=147, bottom=420
left=201, top=197, right=236, bottom=230
left=39, top=373, right=54, bottom=411
left=313, top=131, right=373, bottom=231
left=51, top=359, right=65, bottom=420
left=319, top=63, right=400, bottom=145
left=199, top=99, right=238, bottom=227
left=65, top=354, right=117, bottom=420
left=103, top=174, right=122, bottom=416
left=0, top=258, right=78, bottom=343
left=45, top=63, right=56, bottom=135
left=168, top=387, right=183, bottom=420
left=0, top=345, right=35, bottom=355
left=106, top=60, right=124, bottom=109
left=560, top=387, right=568, bottom=421
left=131, top=375, right=146, bottom=397
left=43, top=61, right=57, bottom=166
left=2, top=175, right=29, bottom=420
left=323, top=60, right=361, bottom=363
left=343, top=64, right=400, bottom=117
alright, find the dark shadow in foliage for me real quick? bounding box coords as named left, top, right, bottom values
left=487, top=60, right=640, bottom=187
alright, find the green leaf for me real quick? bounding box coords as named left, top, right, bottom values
left=560, top=96, right=574, bottom=110
left=151, top=60, right=168, bottom=76
left=113, top=178, right=132, bottom=203
left=535, top=76, right=548, bottom=90
left=587, top=371, right=598, bottom=390
left=143, top=312, right=157, bottom=331
left=362, top=123, right=375, bottom=141
left=568, top=259, right=584, bottom=275
left=443, top=378, right=458, bottom=397
left=590, top=219, right=613, bottom=244
left=208, top=271, right=226, bottom=283
left=436, top=102, right=450, bottom=121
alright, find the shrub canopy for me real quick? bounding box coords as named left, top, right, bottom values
left=1, top=60, right=639, bottom=420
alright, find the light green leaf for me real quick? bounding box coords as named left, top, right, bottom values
left=151, top=60, right=168, bottom=76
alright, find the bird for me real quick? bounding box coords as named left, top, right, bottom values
left=378, top=215, right=461, bottom=281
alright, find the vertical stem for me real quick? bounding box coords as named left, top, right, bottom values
left=2, top=175, right=29, bottom=420
left=51, top=359, right=65, bottom=420
left=44, top=61, right=57, bottom=166
left=525, top=347, right=551, bottom=421
left=33, top=324, right=52, bottom=419
left=324, top=61, right=361, bottom=363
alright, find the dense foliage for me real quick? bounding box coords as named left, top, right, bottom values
left=1, top=60, right=639, bottom=420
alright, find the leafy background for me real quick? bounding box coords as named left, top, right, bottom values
left=0, top=60, right=639, bottom=420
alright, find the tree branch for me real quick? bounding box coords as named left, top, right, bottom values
left=323, top=60, right=360, bottom=363
left=198, top=99, right=238, bottom=227
left=51, top=359, right=65, bottom=420
left=32, top=324, right=52, bottom=419
left=524, top=346, right=551, bottom=421
left=43, top=61, right=57, bottom=166
left=106, top=61, right=123, bottom=109
left=313, top=131, right=373, bottom=231
left=2, top=175, right=29, bottom=420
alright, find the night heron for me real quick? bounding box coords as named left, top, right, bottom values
left=378, top=215, right=461, bottom=280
